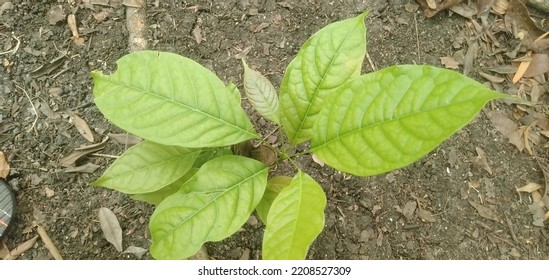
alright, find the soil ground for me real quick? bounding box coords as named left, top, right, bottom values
left=1, top=0, right=548, bottom=260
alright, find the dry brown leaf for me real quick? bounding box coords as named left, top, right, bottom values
left=486, top=111, right=524, bottom=151
left=463, top=39, right=479, bottom=76
left=107, top=133, right=142, bottom=146
left=505, top=0, right=546, bottom=52
left=44, top=186, right=55, bottom=198
left=449, top=3, right=476, bottom=18
left=64, top=162, right=100, bottom=173
left=402, top=201, right=417, bottom=220
left=417, top=209, right=436, bottom=223
left=473, top=147, right=493, bottom=175
left=251, top=145, right=277, bottom=166
left=479, top=71, right=505, bottom=83
left=192, top=25, right=203, bottom=44
left=492, top=0, right=508, bottom=14
left=48, top=5, right=65, bottom=25
left=0, top=151, right=9, bottom=178
left=513, top=51, right=532, bottom=83
left=67, top=14, right=84, bottom=45
left=523, top=53, right=549, bottom=77
left=122, top=0, right=143, bottom=8
left=440, top=56, right=460, bottom=69
left=58, top=137, right=108, bottom=167
left=311, top=154, right=325, bottom=167
left=418, top=0, right=463, bottom=17
left=517, top=182, right=542, bottom=193
left=123, top=246, right=148, bottom=259
left=68, top=111, right=94, bottom=142
left=476, top=0, right=495, bottom=14
left=3, top=235, right=38, bottom=260
left=469, top=200, right=499, bottom=222
left=98, top=207, right=123, bottom=252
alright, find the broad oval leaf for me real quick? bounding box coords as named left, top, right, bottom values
left=262, top=171, right=326, bottom=260
left=242, top=60, right=280, bottom=124
left=280, top=12, right=367, bottom=145
left=255, top=176, right=292, bottom=224
left=312, top=65, right=507, bottom=176
left=130, top=168, right=198, bottom=205
left=92, top=51, right=257, bottom=148
left=149, top=155, right=268, bottom=260
left=98, top=207, right=123, bottom=252
left=91, top=141, right=201, bottom=194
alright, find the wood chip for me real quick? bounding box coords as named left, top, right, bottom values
left=0, top=151, right=9, bottom=178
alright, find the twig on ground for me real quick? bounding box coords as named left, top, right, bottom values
left=37, top=225, right=63, bottom=260
left=14, top=84, right=38, bottom=133
left=0, top=33, right=20, bottom=55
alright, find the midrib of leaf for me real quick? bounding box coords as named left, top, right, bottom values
left=103, top=78, right=256, bottom=138
left=283, top=175, right=304, bottom=257
left=291, top=18, right=363, bottom=145
left=313, top=97, right=492, bottom=151
left=166, top=167, right=268, bottom=237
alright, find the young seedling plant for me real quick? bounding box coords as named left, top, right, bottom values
left=90, top=12, right=507, bottom=259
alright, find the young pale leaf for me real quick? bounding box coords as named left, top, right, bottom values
left=279, top=12, right=367, bottom=145
left=312, top=65, right=507, bottom=176
left=149, top=155, right=268, bottom=260
left=91, top=141, right=200, bottom=194
left=130, top=168, right=198, bottom=205
left=255, top=176, right=292, bottom=224
left=92, top=51, right=257, bottom=148
left=242, top=60, right=280, bottom=124
left=262, top=171, right=326, bottom=260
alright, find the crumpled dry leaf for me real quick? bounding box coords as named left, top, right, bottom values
left=98, top=207, right=123, bottom=252
left=123, top=246, right=148, bottom=259
left=523, top=53, right=549, bottom=77
left=440, top=56, right=460, bottom=69
left=48, top=5, right=65, bottom=25
left=417, top=209, right=436, bottom=223
left=402, top=201, right=417, bottom=220
left=0, top=151, right=9, bottom=178
left=473, top=147, right=493, bottom=175
left=486, top=111, right=525, bottom=151
left=251, top=145, right=277, bottom=166
left=469, top=200, right=499, bottom=222
left=418, top=0, right=463, bottom=17
left=67, top=14, right=85, bottom=45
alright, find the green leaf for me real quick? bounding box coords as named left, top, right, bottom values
left=226, top=82, right=241, bottom=104
left=242, top=60, right=280, bottom=124
left=279, top=12, right=367, bottom=145
left=130, top=168, right=198, bottom=205
left=256, top=176, right=292, bottom=224
left=193, top=148, right=233, bottom=168
left=262, top=171, right=326, bottom=260
left=149, top=155, right=268, bottom=259
left=91, top=141, right=200, bottom=194
left=312, top=65, right=507, bottom=176
left=92, top=51, right=257, bottom=148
